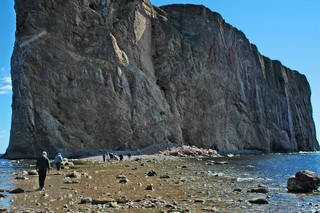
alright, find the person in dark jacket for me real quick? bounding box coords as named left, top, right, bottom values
left=36, top=151, right=50, bottom=191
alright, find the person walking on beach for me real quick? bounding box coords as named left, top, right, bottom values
left=36, top=151, right=50, bottom=191
left=102, top=153, right=106, bottom=162
left=54, top=152, right=63, bottom=173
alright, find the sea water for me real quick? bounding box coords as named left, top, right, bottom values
left=198, top=152, right=320, bottom=212
left=0, top=155, right=17, bottom=208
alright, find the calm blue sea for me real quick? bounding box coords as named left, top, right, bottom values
left=209, top=151, right=320, bottom=185
left=198, top=152, right=320, bottom=212
left=0, top=155, right=17, bottom=208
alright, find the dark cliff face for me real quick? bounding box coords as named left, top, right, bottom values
left=5, top=0, right=318, bottom=158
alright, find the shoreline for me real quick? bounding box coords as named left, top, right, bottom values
left=2, top=151, right=320, bottom=212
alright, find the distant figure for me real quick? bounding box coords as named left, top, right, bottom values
left=106, top=152, right=110, bottom=162
left=36, top=151, right=50, bottom=191
left=109, top=153, right=114, bottom=160
left=119, top=154, right=123, bottom=161
left=127, top=153, right=132, bottom=159
left=102, top=153, right=106, bottom=162
left=54, top=152, right=63, bottom=173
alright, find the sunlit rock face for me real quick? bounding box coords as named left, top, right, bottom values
left=5, top=0, right=318, bottom=158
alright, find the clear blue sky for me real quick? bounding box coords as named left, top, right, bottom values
left=0, top=0, right=319, bottom=153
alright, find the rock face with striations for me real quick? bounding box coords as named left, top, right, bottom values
left=5, top=0, right=318, bottom=158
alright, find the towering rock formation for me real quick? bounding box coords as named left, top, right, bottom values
left=5, top=0, right=318, bottom=158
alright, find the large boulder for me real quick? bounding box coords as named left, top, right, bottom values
left=287, top=170, right=320, bottom=193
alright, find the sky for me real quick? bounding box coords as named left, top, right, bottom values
left=0, top=1, right=319, bottom=153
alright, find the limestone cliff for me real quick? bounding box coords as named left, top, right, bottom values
left=5, top=0, right=318, bottom=158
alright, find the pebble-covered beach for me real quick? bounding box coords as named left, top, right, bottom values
left=1, top=150, right=320, bottom=212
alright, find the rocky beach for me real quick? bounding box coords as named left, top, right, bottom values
left=2, top=147, right=320, bottom=212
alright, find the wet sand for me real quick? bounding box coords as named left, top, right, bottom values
left=3, top=153, right=281, bottom=212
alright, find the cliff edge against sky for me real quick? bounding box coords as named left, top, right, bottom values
left=5, top=0, right=318, bottom=158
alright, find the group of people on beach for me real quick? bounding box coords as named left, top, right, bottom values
left=35, top=151, right=63, bottom=191
left=102, top=152, right=132, bottom=162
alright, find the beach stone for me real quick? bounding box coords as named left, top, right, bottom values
left=146, top=170, right=157, bottom=176
left=119, top=178, right=130, bottom=184
left=92, top=197, right=115, bottom=205
left=215, top=161, right=229, bottom=165
left=287, top=170, right=320, bottom=193
left=10, top=188, right=25, bottom=194
left=64, top=162, right=74, bottom=166
left=65, top=171, right=81, bottom=178
left=80, top=197, right=92, bottom=204
left=110, top=202, right=119, bottom=208
left=54, top=173, right=63, bottom=176
left=15, top=176, right=28, bottom=180
left=160, top=174, right=170, bottom=179
left=21, top=171, right=28, bottom=175
left=194, top=199, right=205, bottom=203
left=28, top=170, right=37, bottom=175
left=116, top=174, right=127, bottom=179
left=64, top=180, right=80, bottom=184
left=116, top=196, right=130, bottom=204
left=0, top=194, right=6, bottom=198
left=145, top=184, right=155, bottom=190
left=248, top=198, right=269, bottom=204
left=248, top=187, right=269, bottom=193
left=0, top=206, right=7, bottom=212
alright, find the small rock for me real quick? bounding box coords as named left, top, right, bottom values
left=61, top=166, right=70, bottom=170
left=65, top=171, right=81, bottom=178
left=54, top=173, right=63, bottom=176
left=160, top=174, right=170, bottom=179
left=10, top=188, right=25, bottom=194
left=215, top=161, right=229, bottom=165
left=15, top=176, right=28, bottom=180
left=109, top=201, right=119, bottom=208
left=92, top=197, right=115, bottom=205
left=116, top=196, right=130, bottom=204
left=0, top=206, right=7, bottom=212
left=64, top=180, right=80, bottom=184
left=119, top=178, right=129, bottom=184
left=194, top=199, right=205, bottom=203
left=28, top=170, right=37, bottom=175
left=21, top=171, right=28, bottom=175
left=248, top=198, right=269, bottom=204
left=146, top=170, right=157, bottom=176
left=116, top=174, right=127, bottom=179
left=145, top=184, right=155, bottom=190
left=233, top=188, right=242, bottom=192
left=80, top=197, right=92, bottom=204
left=64, top=162, right=74, bottom=166
left=248, top=187, right=269, bottom=193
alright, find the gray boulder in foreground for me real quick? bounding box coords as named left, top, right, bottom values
left=4, top=0, right=318, bottom=158
left=287, top=170, right=320, bottom=193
